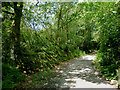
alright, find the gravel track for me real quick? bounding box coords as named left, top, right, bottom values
left=39, top=53, right=116, bottom=88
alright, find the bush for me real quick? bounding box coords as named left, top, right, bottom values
left=2, top=63, right=24, bottom=88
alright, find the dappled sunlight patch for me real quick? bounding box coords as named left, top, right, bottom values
left=59, top=70, right=63, bottom=73
left=68, top=71, right=80, bottom=74
left=94, top=71, right=99, bottom=75
left=75, top=78, right=115, bottom=88
left=64, top=82, right=76, bottom=87
left=65, top=78, right=78, bottom=81
left=68, top=68, right=92, bottom=74
left=79, top=68, right=92, bottom=73
left=81, top=55, right=95, bottom=60
left=84, top=68, right=91, bottom=71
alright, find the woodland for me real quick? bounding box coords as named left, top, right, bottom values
left=1, top=1, right=120, bottom=88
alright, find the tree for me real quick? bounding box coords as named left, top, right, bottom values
left=2, top=2, right=23, bottom=64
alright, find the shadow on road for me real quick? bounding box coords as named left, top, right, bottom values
left=30, top=54, right=115, bottom=88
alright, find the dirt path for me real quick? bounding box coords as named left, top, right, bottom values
left=24, top=53, right=116, bottom=89
left=25, top=53, right=117, bottom=88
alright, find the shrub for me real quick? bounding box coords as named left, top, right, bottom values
left=2, top=63, right=24, bottom=88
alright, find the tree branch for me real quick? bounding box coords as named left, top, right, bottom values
left=2, top=10, right=14, bottom=15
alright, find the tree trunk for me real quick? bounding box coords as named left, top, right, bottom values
left=56, top=4, right=63, bottom=45
left=66, top=24, right=69, bottom=53
left=11, top=2, right=23, bottom=64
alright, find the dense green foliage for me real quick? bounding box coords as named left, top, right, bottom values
left=2, top=63, right=24, bottom=88
left=2, top=1, right=120, bottom=88
left=94, top=2, right=120, bottom=80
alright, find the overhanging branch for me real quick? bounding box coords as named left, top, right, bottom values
left=2, top=10, right=14, bottom=15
